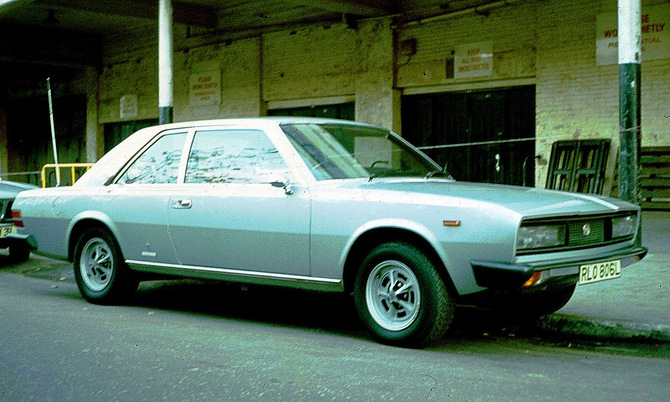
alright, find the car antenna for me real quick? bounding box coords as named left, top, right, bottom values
left=47, top=77, right=61, bottom=187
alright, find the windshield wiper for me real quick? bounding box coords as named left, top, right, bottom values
left=424, top=167, right=450, bottom=180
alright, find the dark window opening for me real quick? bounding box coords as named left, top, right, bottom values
left=402, top=87, right=536, bottom=186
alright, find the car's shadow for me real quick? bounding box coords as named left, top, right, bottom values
left=129, top=279, right=542, bottom=346
left=133, top=279, right=363, bottom=336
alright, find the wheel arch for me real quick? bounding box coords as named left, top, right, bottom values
left=342, top=226, right=456, bottom=296
left=67, top=213, right=119, bottom=262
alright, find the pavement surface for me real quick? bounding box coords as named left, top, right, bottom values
left=1, top=211, right=668, bottom=344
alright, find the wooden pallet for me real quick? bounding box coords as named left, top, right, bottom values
left=611, top=147, right=670, bottom=211
left=640, top=147, right=670, bottom=210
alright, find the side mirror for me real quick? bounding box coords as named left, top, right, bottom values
left=270, top=176, right=294, bottom=195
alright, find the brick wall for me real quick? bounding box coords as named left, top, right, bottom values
left=93, top=0, right=670, bottom=189
left=397, top=1, right=537, bottom=88
left=536, top=0, right=670, bottom=192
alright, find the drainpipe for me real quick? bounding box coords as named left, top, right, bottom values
left=618, top=0, right=642, bottom=245
left=158, top=0, right=174, bottom=124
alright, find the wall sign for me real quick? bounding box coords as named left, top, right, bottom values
left=596, top=4, right=669, bottom=66
left=189, top=71, right=221, bottom=107
left=120, top=94, right=138, bottom=119
left=454, top=41, right=493, bottom=79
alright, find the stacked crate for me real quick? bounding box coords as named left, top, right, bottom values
left=640, top=147, right=670, bottom=211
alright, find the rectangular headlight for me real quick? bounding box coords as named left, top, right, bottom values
left=517, top=225, right=566, bottom=251
left=612, top=214, right=636, bottom=238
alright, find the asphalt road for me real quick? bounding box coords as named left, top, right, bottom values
left=1, top=269, right=668, bottom=401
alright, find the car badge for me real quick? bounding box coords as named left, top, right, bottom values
left=582, top=223, right=591, bottom=236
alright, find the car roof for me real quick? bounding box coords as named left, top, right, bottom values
left=144, top=117, right=382, bottom=133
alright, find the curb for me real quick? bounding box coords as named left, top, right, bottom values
left=535, top=313, right=670, bottom=343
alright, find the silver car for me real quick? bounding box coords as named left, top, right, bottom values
left=11, top=118, right=647, bottom=347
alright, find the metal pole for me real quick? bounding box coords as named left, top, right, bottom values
left=618, top=0, right=642, bottom=245
left=158, top=0, right=174, bottom=124
left=46, top=77, right=61, bottom=186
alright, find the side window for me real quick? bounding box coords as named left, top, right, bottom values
left=185, top=129, right=290, bottom=184
left=118, top=133, right=187, bottom=184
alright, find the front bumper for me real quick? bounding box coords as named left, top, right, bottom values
left=471, top=246, right=648, bottom=290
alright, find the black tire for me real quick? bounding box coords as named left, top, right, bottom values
left=498, top=284, right=577, bottom=318
left=525, top=284, right=576, bottom=316
left=73, top=227, right=138, bottom=305
left=9, top=247, right=30, bottom=263
left=353, top=242, right=455, bottom=347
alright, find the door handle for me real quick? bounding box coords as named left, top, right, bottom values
left=171, top=199, right=192, bottom=209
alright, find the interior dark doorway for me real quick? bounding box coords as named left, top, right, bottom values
left=402, top=86, right=536, bottom=186
left=268, top=102, right=354, bottom=120
left=6, top=95, right=87, bottom=185
left=104, top=119, right=158, bottom=153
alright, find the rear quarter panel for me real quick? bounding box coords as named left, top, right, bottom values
left=14, top=186, right=178, bottom=265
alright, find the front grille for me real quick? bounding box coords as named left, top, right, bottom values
left=517, top=212, right=636, bottom=255
left=568, top=219, right=605, bottom=247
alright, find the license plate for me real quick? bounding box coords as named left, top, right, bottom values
left=579, top=260, right=621, bottom=285
left=0, top=225, right=16, bottom=239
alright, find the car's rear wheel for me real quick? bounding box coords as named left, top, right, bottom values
left=73, top=227, right=138, bottom=304
left=354, top=242, right=454, bottom=347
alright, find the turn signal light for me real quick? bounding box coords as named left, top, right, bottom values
left=12, top=210, right=24, bottom=228
left=522, top=271, right=542, bottom=287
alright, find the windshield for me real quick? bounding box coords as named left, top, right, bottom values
left=281, top=123, right=442, bottom=180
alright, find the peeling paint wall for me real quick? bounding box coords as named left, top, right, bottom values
left=396, top=2, right=537, bottom=88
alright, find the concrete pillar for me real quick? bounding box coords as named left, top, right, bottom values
left=618, top=0, right=642, bottom=246
left=618, top=0, right=642, bottom=206
left=355, top=18, right=399, bottom=132
left=84, top=66, right=103, bottom=162
left=158, top=0, right=174, bottom=124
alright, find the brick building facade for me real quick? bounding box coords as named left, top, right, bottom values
left=1, top=0, right=668, bottom=194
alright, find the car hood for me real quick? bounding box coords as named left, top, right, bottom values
left=329, top=178, right=636, bottom=218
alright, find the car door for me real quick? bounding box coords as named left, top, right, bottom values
left=111, top=131, right=188, bottom=265
left=167, top=128, right=311, bottom=276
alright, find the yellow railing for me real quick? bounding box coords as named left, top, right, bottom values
left=41, top=163, right=94, bottom=188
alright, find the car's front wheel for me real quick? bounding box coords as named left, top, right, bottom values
left=73, top=227, right=138, bottom=304
left=354, top=242, right=454, bottom=347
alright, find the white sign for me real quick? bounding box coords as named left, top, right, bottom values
left=120, top=94, right=138, bottom=119
left=596, top=4, right=670, bottom=66
left=189, top=71, right=221, bottom=107
left=454, top=42, right=493, bottom=79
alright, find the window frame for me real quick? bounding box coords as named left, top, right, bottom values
left=183, top=128, right=292, bottom=185
left=113, top=124, right=304, bottom=187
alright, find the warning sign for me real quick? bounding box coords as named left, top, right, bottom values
left=454, top=42, right=493, bottom=79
